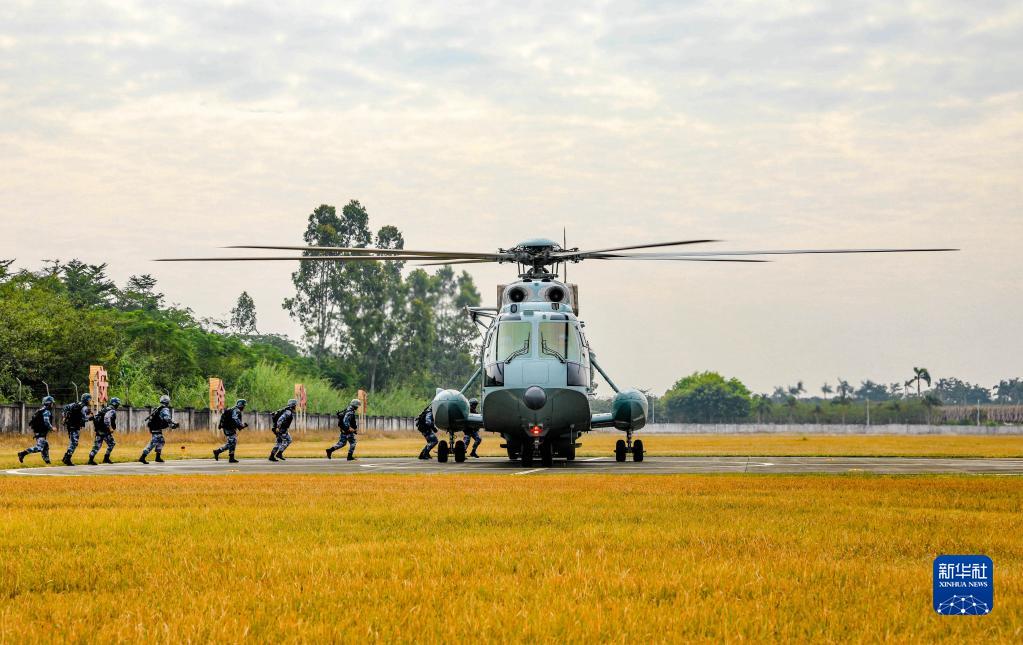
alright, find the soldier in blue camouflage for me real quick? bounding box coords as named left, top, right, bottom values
left=417, top=404, right=438, bottom=460
left=62, top=393, right=94, bottom=466
left=462, top=397, right=483, bottom=458
left=213, top=399, right=247, bottom=463
left=326, top=399, right=360, bottom=461
left=88, top=397, right=121, bottom=465
left=18, top=396, right=55, bottom=465
left=140, top=395, right=178, bottom=464
left=269, top=399, right=298, bottom=462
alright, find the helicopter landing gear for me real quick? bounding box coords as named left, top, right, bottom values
left=506, top=444, right=519, bottom=461
left=520, top=443, right=534, bottom=466
left=437, top=440, right=449, bottom=463
left=615, top=431, right=645, bottom=463
left=454, top=439, right=466, bottom=463
left=540, top=441, right=553, bottom=467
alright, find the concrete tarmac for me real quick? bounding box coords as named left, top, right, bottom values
left=5, top=455, right=1023, bottom=476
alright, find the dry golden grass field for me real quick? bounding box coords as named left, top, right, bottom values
left=2, top=430, right=1022, bottom=470
left=0, top=474, right=1020, bottom=643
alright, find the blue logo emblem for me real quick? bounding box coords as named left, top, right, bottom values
left=933, top=555, right=993, bottom=615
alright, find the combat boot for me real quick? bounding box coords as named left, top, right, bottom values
left=347, top=454, right=356, bottom=461
left=139, top=455, right=149, bottom=464
left=213, top=449, right=221, bottom=461
left=17, top=451, right=26, bottom=464
left=62, top=454, right=74, bottom=466
left=326, top=448, right=334, bottom=459
left=277, top=453, right=286, bottom=461
left=103, top=454, right=113, bottom=464
left=470, top=450, right=479, bottom=458
left=154, top=454, right=164, bottom=463
left=228, top=456, right=239, bottom=464
left=88, top=456, right=98, bottom=465
left=269, top=448, right=278, bottom=462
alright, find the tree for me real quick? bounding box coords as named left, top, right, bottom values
left=662, top=372, right=751, bottom=423
left=922, top=392, right=942, bottom=424
left=787, top=381, right=805, bottom=399
left=856, top=380, right=888, bottom=402
left=932, top=377, right=991, bottom=405
left=60, top=260, right=117, bottom=308
left=835, top=378, right=853, bottom=402
left=283, top=204, right=355, bottom=365
left=888, top=382, right=903, bottom=399
left=752, top=394, right=772, bottom=423
left=821, top=382, right=833, bottom=400
left=230, top=291, right=258, bottom=334
left=116, top=275, right=164, bottom=311
left=993, top=378, right=1023, bottom=404
left=908, top=366, right=932, bottom=397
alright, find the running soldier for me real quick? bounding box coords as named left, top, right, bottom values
left=88, top=397, right=121, bottom=465
left=462, top=397, right=482, bottom=458
left=140, top=395, right=178, bottom=464
left=213, top=399, right=247, bottom=463
left=269, top=399, right=298, bottom=462
left=61, top=393, right=94, bottom=466
left=326, top=399, right=360, bottom=461
left=18, top=396, right=55, bottom=465
left=416, top=404, right=438, bottom=460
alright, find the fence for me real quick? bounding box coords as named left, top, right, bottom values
left=636, top=423, right=1023, bottom=436
left=0, top=403, right=415, bottom=435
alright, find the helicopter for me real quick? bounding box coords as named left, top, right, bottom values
left=159, top=236, right=955, bottom=466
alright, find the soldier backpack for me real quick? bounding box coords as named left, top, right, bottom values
left=93, top=407, right=111, bottom=433
left=218, top=409, right=236, bottom=431
left=415, top=406, right=432, bottom=434
left=146, top=406, right=170, bottom=432
left=271, top=408, right=287, bottom=427
left=29, top=408, right=48, bottom=434
left=62, top=402, right=85, bottom=428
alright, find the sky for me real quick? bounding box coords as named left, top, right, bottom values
left=1, top=0, right=1021, bottom=396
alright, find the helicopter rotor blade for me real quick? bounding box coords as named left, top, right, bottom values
left=414, top=259, right=500, bottom=267
left=589, top=256, right=768, bottom=263
left=155, top=255, right=470, bottom=262
left=226, top=245, right=508, bottom=259
left=595, top=247, right=958, bottom=258
left=555, top=239, right=719, bottom=258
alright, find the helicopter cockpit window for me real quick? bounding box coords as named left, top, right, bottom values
left=496, top=322, right=531, bottom=363
left=539, top=322, right=582, bottom=363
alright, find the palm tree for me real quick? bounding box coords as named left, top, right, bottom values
left=836, top=378, right=853, bottom=402
left=922, top=392, right=942, bottom=424
left=908, top=367, right=932, bottom=396
left=785, top=395, right=798, bottom=422
left=821, top=383, right=833, bottom=400
left=888, top=382, right=903, bottom=399
left=787, top=381, right=805, bottom=398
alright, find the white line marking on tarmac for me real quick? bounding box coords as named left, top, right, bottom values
left=513, top=468, right=545, bottom=476
left=359, top=464, right=379, bottom=468
left=583, top=457, right=604, bottom=462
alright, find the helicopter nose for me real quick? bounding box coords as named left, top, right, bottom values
left=523, top=386, right=546, bottom=410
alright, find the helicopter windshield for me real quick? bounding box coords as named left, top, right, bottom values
left=539, top=322, right=582, bottom=363
left=496, top=322, right=531, bottom=362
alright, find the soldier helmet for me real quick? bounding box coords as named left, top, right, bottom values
left=287, top=398, right=298, bottom=408
left=109, top=397, right=122, bottom=408
left=159, top=395, right=171, bottom=406
left=469, top=397, right=479, bottom=406
left=42, top=395, right=55, bottom=405
left=350, top=399, right=361, bottom=408
left=81, top=393, right=92, bottom=402
left=236, top=399, right=247, bottom=408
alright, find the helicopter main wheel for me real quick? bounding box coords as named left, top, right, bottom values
left=540, top=442, right=553, bottom=467
left=633, top=439, right=644, bottom=463
left=564, top=443, right=576, bottom=461
left=614, top=439, right=627, bottom=463
left=506, top=445, right=519, bottom=461
left=520, top=444, right=534, bottom=466
left=437, top=440, right=449, bottom=463
left=454, top=440, right=466, bottom=463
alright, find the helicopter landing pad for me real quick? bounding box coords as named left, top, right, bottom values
left=5, top=456, right=1023, bottom=476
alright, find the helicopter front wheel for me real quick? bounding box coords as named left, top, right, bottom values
left=633, top=439, right=644, bottom=462
left=437, top=440, right=450, bottom=463
left=540, top=442, right=553, bottom=467
left=614, top=439, right=627, bottom=462
left=520, top=444, right=534, bottom=467
left=454, top=440, right=466, bottom=463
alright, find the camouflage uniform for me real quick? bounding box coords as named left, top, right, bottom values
left=89, top=407, right=117, bottom=462
left=20, top=407, right=53, bottom=464
left=418, top=407, right=438, bottom=459
left=462, top=429, right=482, bottom=456
left=214, top=406, right=245, bottom=461
left=63, top=402, right=92, bottom=463
left=328, top=405, right=358, bottom=459
left=273, top=408, right=295, bottom=458
left=141, top=406, right=175, bottom=461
